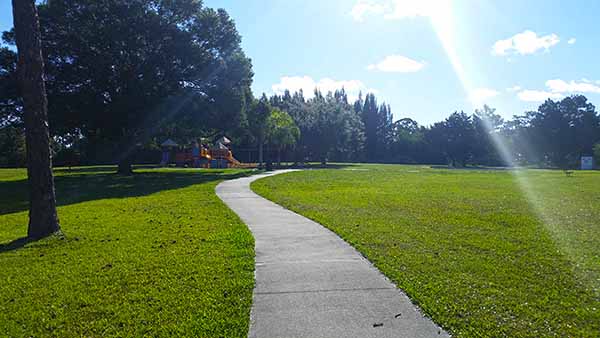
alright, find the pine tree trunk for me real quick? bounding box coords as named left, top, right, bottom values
left=116, top=133, right=135, bottom=175
left=117, top=159, right=133, bottom=175
left=258, top=140, right=264, bottom=167
left=264, top=144, right=272, bottom=171
left=12, top=0, right=60, bottom=238
left=277, top=147, right=281, bottom=166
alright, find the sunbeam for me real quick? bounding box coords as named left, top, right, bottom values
left=426, top=1, right=598, bottom=294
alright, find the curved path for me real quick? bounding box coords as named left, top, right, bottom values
left=216, top=170, right=449, bottom=338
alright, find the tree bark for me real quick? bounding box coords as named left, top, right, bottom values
left=277, top=147, right=281, bottom=166
left=258, top=137, right=264, bottom=167
left=12, top=0, right=60, bottom=238
left=264, top=144, right=272, bottom=171
left=117, top=159, right=133, bottom=175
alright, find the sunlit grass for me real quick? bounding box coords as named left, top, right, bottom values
left=252, top=164, right=600, bottom=337
left=0, top=166, right=255, bottom=337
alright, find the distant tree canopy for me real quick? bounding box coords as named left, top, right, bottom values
left=0, top=125, right=26, bottom=167
left=519, top=95, right=599, bottom=168
left=428, top=111, right=476, bottom=167
left=246, top=92, right=600, bottom=168
left=1, top=0, right=253, bottom=170
left=0, top=47, right=20, bottom=128
left=266, top=108, right=299, bottom=164
left=267, top=88, right=366, bottom=164
left=244, top=94, right=271, bottom=165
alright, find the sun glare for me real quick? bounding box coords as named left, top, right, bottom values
left=426, top=1, right=598, bottom=293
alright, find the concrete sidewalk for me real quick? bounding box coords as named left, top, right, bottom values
left=216, top=170, right=449, bottom=338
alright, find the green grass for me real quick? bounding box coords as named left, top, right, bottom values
left=0, top=166, right=255, bottom=337
left=252, top=164, right=600, bottom=338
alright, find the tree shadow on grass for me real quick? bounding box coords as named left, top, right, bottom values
left=52, top=164, right=160, bottom=175
left=307, top=163, right=355, bottom=170
left=0, top=237, right=30, bottom=254
left=272, top=162, right=354, bottom=170
left=0, top=169, right=253, bottom=217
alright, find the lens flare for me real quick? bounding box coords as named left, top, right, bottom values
left=427, top=1, right=597, bottom=293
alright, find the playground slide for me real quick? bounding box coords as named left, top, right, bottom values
left=227, top=154, right=241, bottom=166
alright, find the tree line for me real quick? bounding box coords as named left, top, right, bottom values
left=235, top=90, right=600, bottom=169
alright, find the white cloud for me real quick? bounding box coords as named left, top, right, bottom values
left=492, top=30, right=560, bottom=56
left=517, top=90, right=563, bottom=102
left=350, top=0, right=386, bottom=22
left=545, top=79, right=600, bottom=94
left=367, top=55, right=426, bottom=73
left=383, top=0, right=444, bottom=19
left=567, top=37, right=576, bottom=45
left=468, top=88, right=499, bottom=105
left=517, top=79, right=600, bottom=102
left=271, top=76, right=377, bottom=102
left=350, top=0, right=448, bottom=21
left=506, top=85, right=522, bottom=92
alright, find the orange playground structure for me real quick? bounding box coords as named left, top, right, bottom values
left=160, top=137, right=241, bottom=168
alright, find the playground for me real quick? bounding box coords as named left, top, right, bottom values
left=159, top=136, right=243, bottom=169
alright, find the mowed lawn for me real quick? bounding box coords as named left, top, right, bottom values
left=0, top=166, right=255, bottom=337
left=252, top=165, right=600, bottom=338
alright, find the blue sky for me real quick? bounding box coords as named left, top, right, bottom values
left=3, top=1, right=600, bottom=125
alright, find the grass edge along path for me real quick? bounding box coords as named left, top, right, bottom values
left=251, top=165, right=600, bottom=338
left=0, top=166, right=256, bottom=337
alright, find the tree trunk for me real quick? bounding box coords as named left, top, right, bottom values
left=277, top=147, right=281, bottom=166
left=264, top=144, right=273, bottom=171
left=12, top=0, right=60, bottom=238
left=117, top=159, right=133, bottom=175
left=116, top=135, right=134, bottom=175
left=258, top=139, right=264, bottom=167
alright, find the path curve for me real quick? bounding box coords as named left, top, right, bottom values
left=216, top=170, right=449, bottom=338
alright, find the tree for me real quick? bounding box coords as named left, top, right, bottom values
left=11, top=0, right=60, bottom=238
left=389, top=118, right=425, bottom=163
left=427, top=111, right=476, bottom=167
left=308, top=90, right=336, bottom=164
left=376, top=102, right=393, bottom=160
left=266, top=109, right=300, bottom=165
left=272, top=89, right=312, bottom=163
left=472, top=105, right=504, bottom=165
left=246, top=94, right=271, bottom=166
left=305, top=89, right=364, bottom=164
left=361, top=93, right=378, bottom=161
left=3, top=0, right=254, bottom=174
left=269, top=88, right=364, bottom=165
left=0, top=126, right=26, bottom=167
left=518, top=95, right=600, bottom=168
left=0, top=47, right=20, bottom=126
left=594, top=143, right=600, bottom=168
left=332, top=90, right=364, bottom=162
